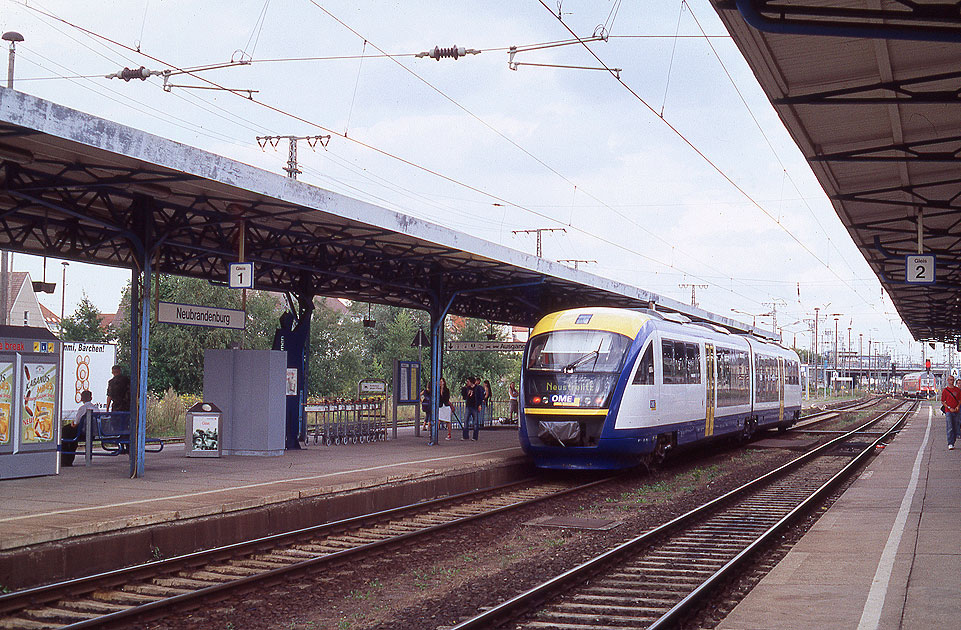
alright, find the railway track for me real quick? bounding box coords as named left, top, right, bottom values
left=451, top=399, right=916, bottom=630
left=792, top=395, right=883, bottom=430
left=0, top=477, right=613, bottom=629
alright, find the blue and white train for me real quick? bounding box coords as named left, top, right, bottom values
left=519, top=307, right=802, bottom=470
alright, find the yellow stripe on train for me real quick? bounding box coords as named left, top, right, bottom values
left=523, top=408, right=609, bottom=416
left=531, top=307, right=651, bottom=339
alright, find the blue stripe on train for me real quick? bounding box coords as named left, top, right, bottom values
left=520, top=406, right=801, bottom=470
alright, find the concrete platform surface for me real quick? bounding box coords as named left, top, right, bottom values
left=0, top=426, right=526, bottom=553
left=718, top=401, right=956, bottom=630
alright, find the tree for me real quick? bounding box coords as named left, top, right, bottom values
left=60, top=295, right=111, bottom=342
left=442, top=317, right=520, bottom=399
left=114, top=276, right=283, bottom=394
left=307, top=300, right=368, bottom=397
left=352, top=302, right=431, bottom=386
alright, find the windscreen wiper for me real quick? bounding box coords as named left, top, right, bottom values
left=562, top=344, right=601, bottom=373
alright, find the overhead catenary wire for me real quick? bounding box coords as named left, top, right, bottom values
left=534, top=0, right=883, bottom=320
left=20, top=1, right=797, bottom=315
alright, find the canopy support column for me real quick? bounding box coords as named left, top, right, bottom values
left=426, top=278, right=544, bottom=446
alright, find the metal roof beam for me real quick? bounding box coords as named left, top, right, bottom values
left=734, top=0, right=961, bottom=42
left=811, top=135, right=961, bottom=162
left=772, top=70, right=961, bottom=105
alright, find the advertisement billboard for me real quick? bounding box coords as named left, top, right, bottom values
left=60, top=342, right=116, bottom=423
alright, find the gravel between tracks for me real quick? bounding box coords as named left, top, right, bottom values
left=136, top=402, right=892, bottom=630
left=135, top=440, right=806, bottom=630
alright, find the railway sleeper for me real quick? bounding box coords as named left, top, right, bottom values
left=570, top=593, right=679, bottom=608
left=265, top=548, right=322, bottom=560
left=555, top=601, right=668, bottom=616
left=320, top=536, right=379, bottom=548
left=20, top=606, right=100, bottom=623
left=58, top=599, right=128, bottom=614
left=616, top=565, right=718, bottom=578
left=90, top=589, right=157, bottom=605
left=0, top=617, right=56, bottom=629
left=126, top=583, right=194, bottom=597
left=217, top=563, right=265, bottom=576
left=521, top=622, right=632, bottom=630
left=156, top=576, right=225, bottom=589
left=527, top=609, right=658, bottom=627
left=577, top=586, right=681, bottom=599
left=230, top=559, right=290, bottom=570
left=601, top=574, right=704, bottom=588
left=642, top=550, right=734, bottom=563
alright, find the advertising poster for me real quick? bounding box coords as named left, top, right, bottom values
left=21, top=362, right=57, bottom=444
left=286, top=368, right=298, bottom=396
left=0, top=361, right=12, bottom=446
left=191, top=414, right=219, bottom=451
left=60, top=343, right=116, bottom=423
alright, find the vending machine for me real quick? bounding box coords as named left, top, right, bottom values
left=0, top=326, right=61, bottom=479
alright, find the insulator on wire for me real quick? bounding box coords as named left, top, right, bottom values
left=120, top=66, right=150, bottom=81
left=416, top=45, right=479, bottom=61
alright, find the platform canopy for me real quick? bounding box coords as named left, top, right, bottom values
left=711, top=1, right=961, bottom=343
left=0, top=87, right=769, bottom=335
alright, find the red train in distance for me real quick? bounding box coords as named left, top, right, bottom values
left=901, top=371, right=937, bottom=399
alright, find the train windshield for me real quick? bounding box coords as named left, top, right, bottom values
left=527, top=330, right=632, bottom=373
left=524, top=330, right=632, bottom=410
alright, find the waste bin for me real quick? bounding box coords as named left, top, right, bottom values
left=185, top=402, right=222, bottom=458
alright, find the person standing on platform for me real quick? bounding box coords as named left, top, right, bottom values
left=483, top=379, right=493, bottom=422
left=508, top=382, right=519, bottom=424
left=420, top=385, right=431, bottom=431
left=437, top=377, right=453, bottom=440
left=105, top=365, right=130, bottom=412
left=470, top=377, right=486, bottom=440
left=942, top=375, right=961, bottom=450
left=461, top=377, right=479, bottom=441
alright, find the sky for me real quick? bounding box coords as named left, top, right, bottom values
left=0, top=0, right=939, bottom=367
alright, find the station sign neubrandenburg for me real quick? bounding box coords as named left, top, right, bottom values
left=157, top=301, right=246, bottom=330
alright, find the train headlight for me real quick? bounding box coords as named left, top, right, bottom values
left=531, top=396, right=541, bottom=404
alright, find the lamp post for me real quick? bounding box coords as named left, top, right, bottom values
left=3, top=31, right=23, bottom=89
left=859, top=333, right=863, bottom=389
left=60, top=261, right=68, bottom=326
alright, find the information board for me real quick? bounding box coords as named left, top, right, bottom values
left=445, top=341, right=527, bottom=352
left=0, top=361, right=11, bottom=447
left=395, top=360, right=420, bottom=404
left=905, top=254, right=935, bottom=284
left=190, top=414, right=220, bottom=451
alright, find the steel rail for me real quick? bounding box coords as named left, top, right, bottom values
left=449, top=399, right=915, bottom=630
left=0, top=475, right=616, bottom=629
left=647, top=400, right=915, bottom=629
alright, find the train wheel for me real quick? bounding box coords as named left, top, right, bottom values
left=643, top=435, right=673, bottom=472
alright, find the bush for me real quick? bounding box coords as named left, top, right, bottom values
left=145, top=388, right=187, bottom=437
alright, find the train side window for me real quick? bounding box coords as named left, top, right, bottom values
left=686, top=343, right=701, bottom=384
left=632, top=343, right=655, bottom=385
left=661, top=339, right=676, bottom=384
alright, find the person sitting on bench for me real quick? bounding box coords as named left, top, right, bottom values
left=61, top=390, right=97, bottom=467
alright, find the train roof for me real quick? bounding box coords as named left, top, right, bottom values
left=532, top=307, right=799, bottom=357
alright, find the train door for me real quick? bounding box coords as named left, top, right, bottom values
left=777, top=356, right=785, bottom=424
left=705, top=343, right=716, bottom=437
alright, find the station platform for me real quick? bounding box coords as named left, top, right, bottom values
left=719, top=400, right=953, bottom=630
left=0, top=425, right=529, bottom=589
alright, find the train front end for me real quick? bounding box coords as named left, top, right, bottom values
left=519, top=308, right=647, bottom=470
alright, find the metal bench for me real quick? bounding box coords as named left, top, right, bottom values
left=60, top=410, right=163, bottom=466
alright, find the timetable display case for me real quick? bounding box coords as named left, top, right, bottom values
left=0, top=326, right=61, bottom=479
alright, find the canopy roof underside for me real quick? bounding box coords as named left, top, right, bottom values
left=712, top=0, right=961, bottom=342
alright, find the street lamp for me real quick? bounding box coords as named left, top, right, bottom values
left=2, top=31, right=23, bottom=89
left=60, top=262, right=68, bottom=325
